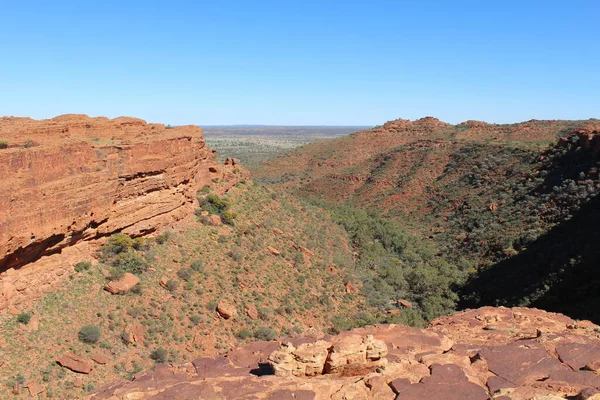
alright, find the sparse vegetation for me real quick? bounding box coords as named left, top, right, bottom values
left=0, top=140, right=8, bottom=149
left=79, top=325, right=101, bottom=344
left=16, top=312, right=32, bottom=325
left=150, top=348, right=168, bottom=363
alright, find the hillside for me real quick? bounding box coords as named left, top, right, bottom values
left=0, top=116, right=368, bottom=399
left=254, top=118, right=600, bottom=322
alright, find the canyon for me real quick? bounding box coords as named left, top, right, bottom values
left=1, top=115, right=600, bottom=400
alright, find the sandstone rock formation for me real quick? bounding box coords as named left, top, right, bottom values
left=56, top=352, right=94, bottom=374
left=217, top=299, right=237, bottom=319
left=0, top=115, right=245, bottom=308
left=103, top=272, right=140, bottom=294
left=90, top=306, right=600, bottom=399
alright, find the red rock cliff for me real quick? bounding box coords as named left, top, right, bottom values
left=0, top=114, right=238, bottom=273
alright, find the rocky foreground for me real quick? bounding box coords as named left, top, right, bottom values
left=91, top=306, right=600, bottom=399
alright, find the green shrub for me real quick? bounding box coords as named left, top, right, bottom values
left=0, top=140, right=8, bottom=149
left=74, top=261, right=92, bottom=273
left=235, top=328, right=252, bottom=339
left=111, top=251, right=148, bottom=275
left=254, top=326, right=277, bottom=341
left=176, top=268, right=194, bottom=281
left=16, top=312, right=31, bottom=325
left=150, top=348, right=168, bottom=363
left=189, top=315, right=202, bottom=326
left=155, top=232, right=172, bottom=244
left=199, top=194, right=231, bottom=215
left=221, top=210, right=238, bottom=225
left=132, top=237, right=149, bottom=250
left=79, top=325, right=101, bottom=344
left=101, top=234, right=134, bottom=258
left=190, top=259, right=204, bottom=272
left=165, top=279, right=179, bottom=291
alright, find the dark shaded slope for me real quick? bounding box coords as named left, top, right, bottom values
left=459, top=193, right=600, bottom=323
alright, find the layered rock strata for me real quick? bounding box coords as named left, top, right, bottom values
left=0, top=115, right=244, bottom=308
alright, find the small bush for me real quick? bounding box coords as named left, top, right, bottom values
left=132, top=237, right=148, bottom=250
left=221, top=210, right=238, bottom=225
left=254, top=326, right=277, bottom=341
left=79, top=325, right=101, bottom=344
left=189, top=315, right=202, bottom=326
left=121, top=331, right=131, bottom=345
left=0, top=140, right=8, bottom=149
left=74, top=261, right=92, bottom=273
left=235, top=328, right=252, bottom=339
left=165, top=279, right=179, bottom=291
left=101, top=234, right=134, bottom=258
left=190, top=259, right=204, bottom=272
left=199, top=194, right=230, bottom=215
left=150, top=348, right=168, bottom=363
left=176, top=268, right=194, bottom=281
left=111, top=252, right=148, bottom=275
left=16, top=312, right=32, bottom=325
left=155, top=232, right=172, bottom=244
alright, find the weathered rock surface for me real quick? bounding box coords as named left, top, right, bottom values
left=103, top=272, right=140, bottom=294
left=0, top=115, right=246, bottom=308
left=56, top=352, right=94, bottom=374
left=90, top=306, right=600, bottom=399
left=217, top=299, right=237, bottom=319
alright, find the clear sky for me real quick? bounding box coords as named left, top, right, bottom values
left=0, top=0, right=598, bottom=126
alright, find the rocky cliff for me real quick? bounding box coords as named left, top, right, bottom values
left=0, top=115, right=244, bottom=308
left=91, top=307, right=600, bottom=399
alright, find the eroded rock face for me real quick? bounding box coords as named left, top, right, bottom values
left=0, top=115, right=246, bottom=307
left=90, top=307, right=600, bottom=400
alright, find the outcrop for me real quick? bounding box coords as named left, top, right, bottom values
left=0, top=115, right=245, bottom=308
left=91, top=306, right=600, bottom=399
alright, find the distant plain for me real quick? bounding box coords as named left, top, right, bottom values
left=203, top=126, right=369, bottom=168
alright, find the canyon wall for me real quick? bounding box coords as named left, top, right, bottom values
left=0, top=115, right=243, bottom=307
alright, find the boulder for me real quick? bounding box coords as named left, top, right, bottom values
left=398, top=299, right=413, bottom=309
left=104, top=273, right=140, bottom=294
left=56, top=352, right=94, bottom=374
left=217, top=299, right=237, bottom=319
left=268, top=340, right=331, bottom=377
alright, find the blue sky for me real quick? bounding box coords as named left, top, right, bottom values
left=0, top=0, right=598, bottom=125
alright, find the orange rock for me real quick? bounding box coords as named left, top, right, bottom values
left=217, top=299, right=237, bottom=319
left=266, top=246, right=281, bottom=256
left=246, top=304, right=259, bottom=320
left=56, top=352, right=94, bottom=374
left=104, top=273, right=140, bottom=294
left=205, top=215, right=222, bottom=226
left=345, top=281, right=359, bottom=295
left=91, top=351, right=109, bottom=365
left=398, top=299, right=413, bottom=309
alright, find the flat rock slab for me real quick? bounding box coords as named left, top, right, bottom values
left=555, top=341, right=600, bottom=370
left=478, top=340, right=565, bottom=385
left=56, top=352, right=94, bottom=374
left=395, top=364, right=489, bottom=400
